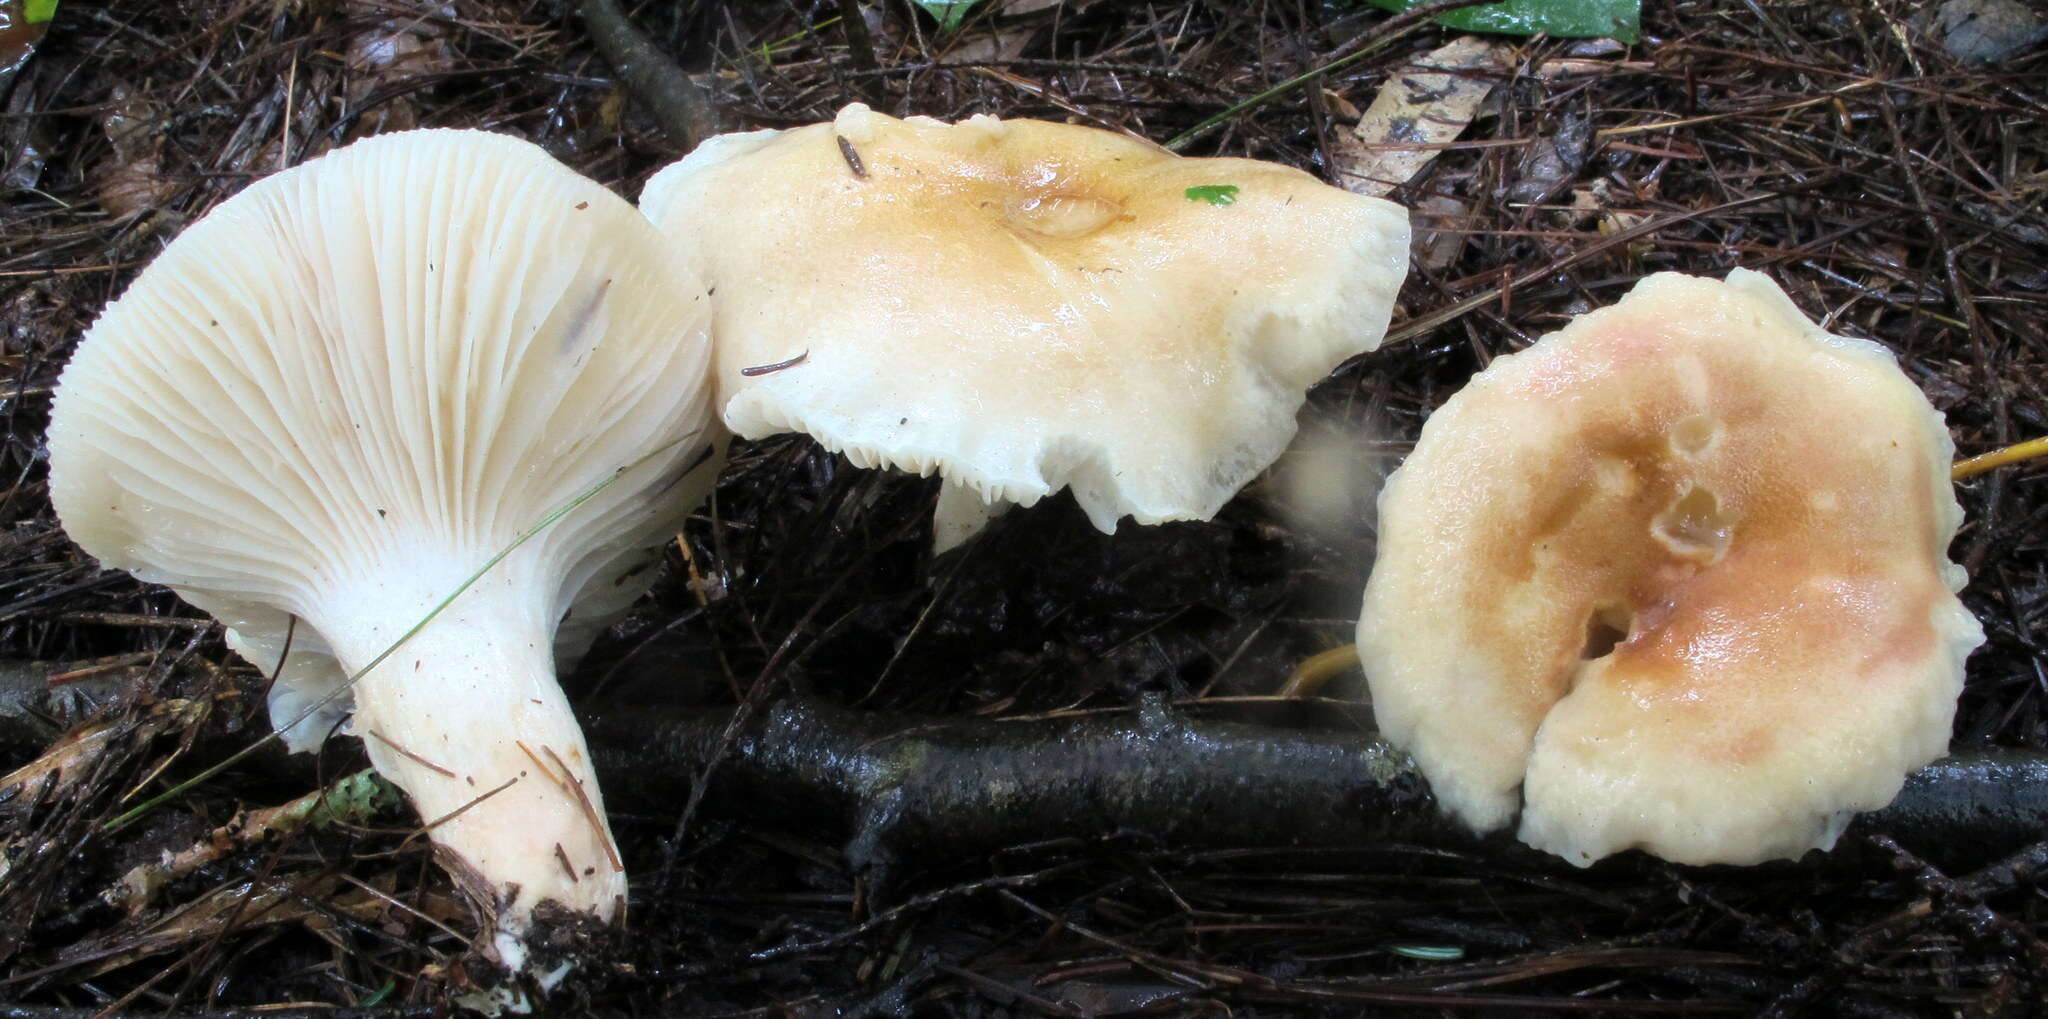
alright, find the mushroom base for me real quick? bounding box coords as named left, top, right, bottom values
left=307, top=562, right=627, bottom=970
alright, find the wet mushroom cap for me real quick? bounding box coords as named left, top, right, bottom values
left=1356, top=269, right=1983, bottom=866
left=640, top=103, right=1409, bottom=545
left=48, top=128, right=720, bottom=974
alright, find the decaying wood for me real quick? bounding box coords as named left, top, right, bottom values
left=586, top=695, right=2048, bottom=885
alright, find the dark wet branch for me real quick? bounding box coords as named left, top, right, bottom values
left=577, top=0, right=718, bottom=151
left=836, top=0, right=878, bottom=72
left=0, top=665, right=124, bottom=757
left=585, top=696, right=2048, bottom=885
left=591, top=695, right=1441, bottom=889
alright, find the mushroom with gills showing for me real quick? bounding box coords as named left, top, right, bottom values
left=46, top=129, right=722, bottom=991
left=1354, top=269, right=1985, bottom=867
left=638, top=102, right=1410, bottom=551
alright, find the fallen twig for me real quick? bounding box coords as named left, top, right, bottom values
left=586, top=695, right=2048, bottom=885
left=101, top=769, right=397, bottom=913
left=577, top=0, right=719, bottom=150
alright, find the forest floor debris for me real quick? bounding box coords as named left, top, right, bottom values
left=0, top=1, right=2042, bottom=1014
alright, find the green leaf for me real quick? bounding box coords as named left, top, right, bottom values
left=1184, top=184, right=1241, bottom=206
left=1390, top=944, right=1467, bottom=960
left=23, top=0, right=58, bottom=24
left=1365, top=0, right=1640, bottom=43
left=915, top=0, right=976, bottom=31
left=302, top=770, right=401, bottom=828
left=361, top=981, right=397, bottom=1008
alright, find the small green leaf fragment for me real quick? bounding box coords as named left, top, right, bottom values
left=1365, top=0, right=1640, bottom=43
left=23, top=0, right=59, bottom=25
left=915, top=0, right=976, bottom=31
left=1185, top=184, right=1241, bottom=206
left=361, top=981, right=397, bottom=1007
left=305, top=769, right=401, bottom=828
left=1390, top=944, right=1466, bottom=960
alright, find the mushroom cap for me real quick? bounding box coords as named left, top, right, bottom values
left=640, top=103, right=1410, bottom=535
left=1355, top=269, right=1983, bottom=866
left=47, top=128, right=719, bottom=937
left=51, top=129, right=716, bottom=748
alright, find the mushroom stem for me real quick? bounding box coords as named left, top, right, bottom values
left=313, top=562, right=623, bottom=969
left=1951, top=435, right=2048, bottom=481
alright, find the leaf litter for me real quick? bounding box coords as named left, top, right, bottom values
left=0, top=1, right=2043, bottom=1015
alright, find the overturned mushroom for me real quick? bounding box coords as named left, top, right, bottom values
left=639, top=103, right=1410, bottom=551
left=1355, top=269, right=1983, bottom=867
left=48, top=130, right=720, bottom=986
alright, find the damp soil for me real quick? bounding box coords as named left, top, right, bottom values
left=1, top=1, right=2044, bottom=1015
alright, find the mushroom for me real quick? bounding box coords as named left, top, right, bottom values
left=1355, top=269, right=1984, bottom=866
left=638, top=103, right=1410, bottom=551
left=47, top=129, right=721, bottom=983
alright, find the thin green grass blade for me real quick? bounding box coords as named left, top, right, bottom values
left=360, top=981, right=397, bottom=1007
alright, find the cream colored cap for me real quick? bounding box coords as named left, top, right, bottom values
left=1356, top=269, right=1982, bottom=866
left=641, top=103, right=1409, bottom=546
